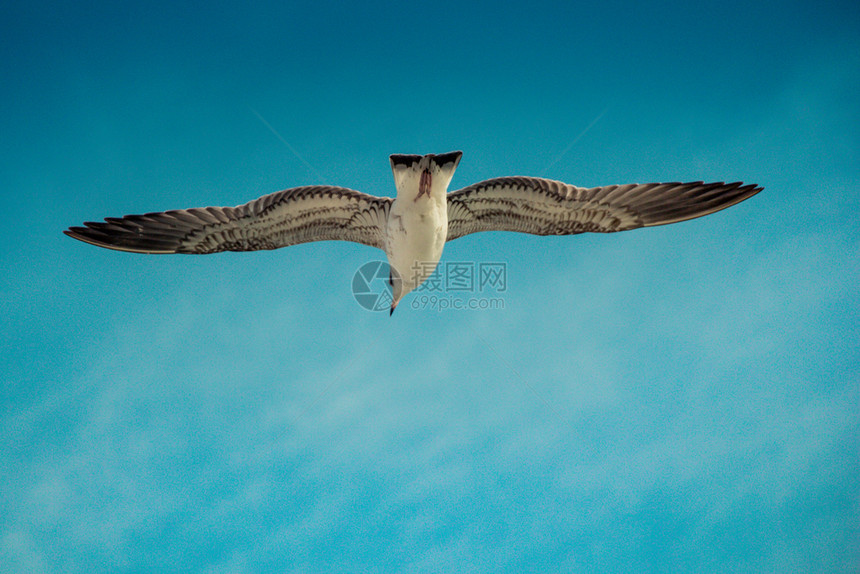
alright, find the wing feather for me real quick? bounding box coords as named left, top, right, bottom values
left=447, top=177, right=761, bottom=241
left=65, top=186, right=392, bottom=254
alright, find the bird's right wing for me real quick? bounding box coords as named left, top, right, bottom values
left=65, top=186, right=393, bottom=254
left=446, top=177, right=761, bottom=241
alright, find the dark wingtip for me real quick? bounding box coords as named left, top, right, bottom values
left=64, top=226, right=90, bottom=242
left=62, top=220, right=180, bottom=254
left=638, top=180, right=765, bottom=228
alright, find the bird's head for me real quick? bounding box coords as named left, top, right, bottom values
left=389, top=151, right=462, bottom=201
left=388, top=263, right=404, bottom=316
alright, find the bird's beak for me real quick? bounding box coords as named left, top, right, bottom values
left=389, top=300, right=398, bottom=316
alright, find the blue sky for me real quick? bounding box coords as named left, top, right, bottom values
left=2, top=0, right=858, bottom=571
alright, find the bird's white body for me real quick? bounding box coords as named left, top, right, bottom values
left=385, top=153, right=459, bottom=309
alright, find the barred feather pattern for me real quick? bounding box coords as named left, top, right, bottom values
left=446, top=177, right=762, bottom=241
left=65, top=186, right=393, bottom=254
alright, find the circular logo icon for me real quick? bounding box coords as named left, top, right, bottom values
left=352, top=261, right=402, bottom=312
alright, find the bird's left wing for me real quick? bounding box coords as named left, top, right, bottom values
left=447, top=177, right=761, bottom=241
left=65, top=186, right=392, bottom=254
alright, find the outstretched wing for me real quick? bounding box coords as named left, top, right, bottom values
left=65, top=186, right=392, bottom=254
left=446, top=177, right=761, bottom=241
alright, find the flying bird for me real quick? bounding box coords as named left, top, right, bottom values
left=65, top=151, right=761, bottom=314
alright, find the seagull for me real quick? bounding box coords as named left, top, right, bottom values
left=65, top=151, right=761, bottom=314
